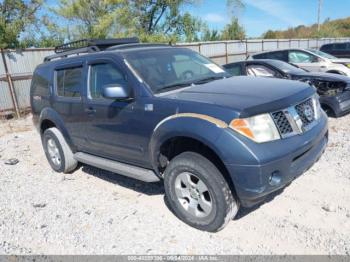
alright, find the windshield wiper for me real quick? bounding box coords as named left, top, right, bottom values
left=155, top=82, right=193, bottom=94
left=192, top=75, right=225, bottom=85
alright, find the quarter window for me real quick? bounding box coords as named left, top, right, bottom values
left=56, top=67, right=82, bottom=97
left=89, top=63, right=127, bottom=99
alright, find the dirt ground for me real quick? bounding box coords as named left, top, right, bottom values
left=0, top=114, right=349, bottom=255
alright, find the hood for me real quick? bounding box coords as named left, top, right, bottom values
left=162, top=76, right=315, bottom=117
left=293, top=71, right=350, bottom=84
left=330, top=58, right=350, bottom=65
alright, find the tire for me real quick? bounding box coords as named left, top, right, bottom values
left=164, top=152, right=238, bottom=232
left=42, top=127, right=77, bottom=173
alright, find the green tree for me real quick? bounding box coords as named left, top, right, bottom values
left=201, top=27, right=221, bottom=41
left=221, top=18, right=245, bottom=40
left=262, top=30, right=277, bottom=39
left=0, top=0, right=42, bottom=48
left=52, top=0, right=127, bottom=39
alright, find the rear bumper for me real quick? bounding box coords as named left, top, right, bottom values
left=222, top=113, right=328, bottom=207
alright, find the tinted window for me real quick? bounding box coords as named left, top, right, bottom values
left=267, top=60, right=306, bottom=74
left=246, top=64, right=277, bottom=77
left=56, top=67, right=82, bottom=97
left=254, top=51, right=288, bottom=62
left=320, top=44, right=333, bottom=51
left=31, top=67, right=50, bottom=97
left=334, top=43, right=347, bottom=50
left=288, top=51, right=316, bottom=63
left=224, top=64, right=243, bottom=76
left=89, top=63, right=127, bottom=99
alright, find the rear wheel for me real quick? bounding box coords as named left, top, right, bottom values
left=42, top=127, right=77, bottom=173
left=164, top=152, right=238, bottom=232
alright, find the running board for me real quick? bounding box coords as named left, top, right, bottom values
left=74, top=152, right=160, bottom=182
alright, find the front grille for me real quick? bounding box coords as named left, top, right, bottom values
left=295, top=98, right=315, bottom=126
left=272, top=111, right=293, bottom=135
left=271, top=97, right=317, bottom=138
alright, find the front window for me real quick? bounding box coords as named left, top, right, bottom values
left=288, top=51, right=316, bottom=63
left=89, top=63, right=127, bottom=99
left=246, top=64, right=277, bottom=77
left=307, top=49, right=337, bottom=59
left=124, top=48, right=229, bottom=93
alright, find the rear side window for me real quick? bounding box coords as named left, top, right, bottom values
left=253, top=51, right=287, bottom=61
left=56, top=67, right=82, bottom=98
left=321, top=44, right=333, bottom=51
left=31, top=67, right=50, bottom=97
left=333, top=43, right=347, bottom=50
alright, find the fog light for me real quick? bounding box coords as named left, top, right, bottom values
left=269, top=171, right=282, bottom=186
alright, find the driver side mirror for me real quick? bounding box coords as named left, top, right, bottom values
left=102, top=84, right=130, bottom=100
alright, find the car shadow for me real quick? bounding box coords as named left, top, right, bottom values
left=234, top=187, right=286, bottom=220
left=80, top=163, right=288, bottom=221
left=80, top=164, right=164, bottom=196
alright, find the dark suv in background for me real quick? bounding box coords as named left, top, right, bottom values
left=30, top=38, right=328, bottom=232
left=320, top=42, right=350, bottom=58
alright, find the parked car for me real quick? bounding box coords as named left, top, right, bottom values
left=250, top=48, right=350, bottom=76
left=320, top=42, right=350, bottom=58
left=30, top=38, right=328, bottom=232
left=224, top=59, right=350, bottom=117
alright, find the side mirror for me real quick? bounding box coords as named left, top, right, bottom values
left=102, top=84, right=129, bottom=100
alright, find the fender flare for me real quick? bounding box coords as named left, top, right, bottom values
left=39, top=107, right=76, bottom=152
left=148, top=113, right=229, bottom=175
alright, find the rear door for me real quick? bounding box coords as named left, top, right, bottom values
left=51, top=61, right=87, bottom=150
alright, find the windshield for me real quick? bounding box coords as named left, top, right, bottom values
left=267, top=60, right=306, bottom=73
left=307, top=49, right=337, bottom=59
left=124, top=48, right=229, bottom=93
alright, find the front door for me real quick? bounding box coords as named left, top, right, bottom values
left=81, top=59, right=146, bottom=166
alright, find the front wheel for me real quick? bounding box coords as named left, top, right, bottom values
left=164, top=152, right=238, bottom=232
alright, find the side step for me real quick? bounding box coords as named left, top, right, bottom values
left=74, top=152, right=160, bottom=182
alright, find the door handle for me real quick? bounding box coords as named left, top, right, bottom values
left=85, top=107, right=96, bottom=114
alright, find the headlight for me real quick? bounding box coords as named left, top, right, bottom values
left=312, top=94, right=322, bottom=120
left=229, top=113, right=281, bottom=143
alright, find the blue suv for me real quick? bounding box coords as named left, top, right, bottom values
left=30, top=38, right=328, bottom=232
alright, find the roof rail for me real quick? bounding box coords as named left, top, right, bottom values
left=44, top=37, right=140, bottom=62
left=107, top=43, right=170, bottom=51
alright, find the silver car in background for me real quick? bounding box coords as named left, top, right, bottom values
left=250, top=48, right=350, bottom=76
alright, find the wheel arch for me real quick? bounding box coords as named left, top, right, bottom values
left=149, top=115, right=239, bottom=199
left=39, top=107, right=76, bottom=152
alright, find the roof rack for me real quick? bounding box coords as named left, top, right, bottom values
left=106, top=43, right=171, bottom=51
left=44, top=37, right=140, bottom=62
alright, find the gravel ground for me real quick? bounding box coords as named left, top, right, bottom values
left=0, top=114, right=349, bottom=255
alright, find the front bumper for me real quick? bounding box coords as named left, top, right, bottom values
left=218, top=113, right=328, bottom=207
left=320, top=91, right=350, bottom=117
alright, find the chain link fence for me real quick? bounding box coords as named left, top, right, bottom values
left=1, top=37, right=350, bottom=118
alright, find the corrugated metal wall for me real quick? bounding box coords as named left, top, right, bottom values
left=1, top=37, right=350, bottom=117
left=0, top=48, right=54, bottom=116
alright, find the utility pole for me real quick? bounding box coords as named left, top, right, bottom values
left=317, top=0, right=323, bottom=32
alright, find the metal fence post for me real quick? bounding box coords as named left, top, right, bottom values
left=1, top=49, right=20, bottom=118
left=245, top=39, right=248, bottom=58
left=225, top=42, right=228, bottom=64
